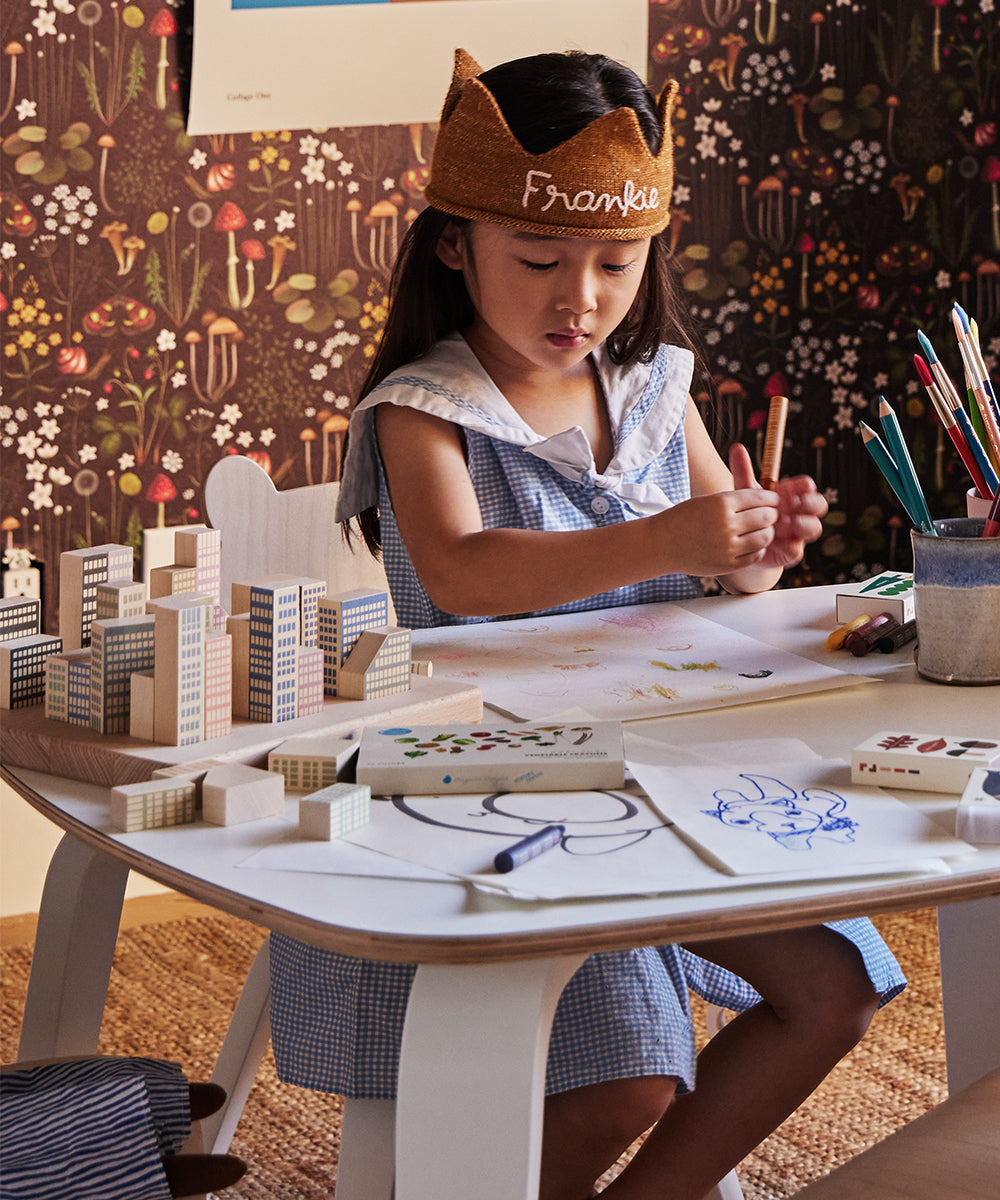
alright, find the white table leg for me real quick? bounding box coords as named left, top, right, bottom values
left=937, top=896, right=1000, bottom=1093
left=18, top=833, right=129, bottom=1061
left=201, top=937, right=273, bottom=1155
left=394, top=953, right=586, bottom=1200
left=336, top=1099, right=396, bottom=1200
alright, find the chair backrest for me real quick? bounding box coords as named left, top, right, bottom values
left=203, top=456, right=393, bottom=619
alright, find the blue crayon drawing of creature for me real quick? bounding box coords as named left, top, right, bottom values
left=702, top=774, right=859, bottom=852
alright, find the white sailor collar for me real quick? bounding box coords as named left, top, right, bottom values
left=335, top=332, right=693, bottom=521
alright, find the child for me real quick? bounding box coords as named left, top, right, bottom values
left=269, top=50, right=905, bottom=1200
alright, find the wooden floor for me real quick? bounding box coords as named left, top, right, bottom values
left=0, top=891, right=217, bottom=948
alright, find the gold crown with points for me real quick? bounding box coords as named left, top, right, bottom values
left=424, top=49, right=679, bottom=241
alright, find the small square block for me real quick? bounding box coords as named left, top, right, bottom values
left=202, top=763, right=285, bottom=826
left=956, top=768, right=1000, bottom=844
left=299, top=782, right=371, bottom=840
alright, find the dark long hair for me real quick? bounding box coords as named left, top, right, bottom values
left=348, top=52, right=700, bottom=556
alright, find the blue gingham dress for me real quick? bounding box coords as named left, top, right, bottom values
left=270, top=335, right=906, bottom=1100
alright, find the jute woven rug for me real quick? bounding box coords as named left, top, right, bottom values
left=1, top=907, right=946, bottom=1199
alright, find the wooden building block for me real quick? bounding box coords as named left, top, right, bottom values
left=59, top=543, right=133, bottom=651
left=202, top=763, right=285, bottom=826
left=227, top=612, right=250, bottom=719
left=299, top=781, right=371, bottom=840
left=338, top=626, right=411, bottom=701
left=1, top=634, right=63, bottom=709
left=109, top=777, right=198, bottom=832
left=268, top=734, right=359, bottom=792
left=44, top=648, right=91, bottom=725
left=0, top=595, right=41, bottom=642
left=148, top=564, right=198, bottom=600
left=96, top=579, right=146, bottom=621
left=152, top=760, right=226, bottom=810
left=129, top=669, right=155, bottom=741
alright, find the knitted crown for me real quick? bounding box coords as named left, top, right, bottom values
left=424, top=49, right=679, bottom=241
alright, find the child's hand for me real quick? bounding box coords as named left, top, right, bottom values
left=729, top=442, right=828, bottom=570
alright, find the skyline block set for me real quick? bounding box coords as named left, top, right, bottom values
left=0, top=531, right=420, bottom=753
left=107, top=735, right=370, bottom=837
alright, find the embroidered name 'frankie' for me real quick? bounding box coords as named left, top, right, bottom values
left=521, top=171, right=662, bottom=218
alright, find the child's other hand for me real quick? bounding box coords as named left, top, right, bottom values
left=729, top=442, right=827, bottom=569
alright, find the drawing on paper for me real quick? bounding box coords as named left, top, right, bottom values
left=390, top=789, right=665, bottom=857
left=702, top=773, right=859, bottom=852
left=411, top=601, right=866, bottom=721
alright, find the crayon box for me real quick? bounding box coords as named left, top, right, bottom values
left=356, top=721, right=625, bottom=795
left=835, top=573, right=915, bottom=625
left=851, top=730, right=1000, bottom=794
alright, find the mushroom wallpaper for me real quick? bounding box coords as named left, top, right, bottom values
left=1, top=0, right=997, bottom=630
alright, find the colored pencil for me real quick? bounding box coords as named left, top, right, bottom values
left=877, top=397, right=936, bottom=534
left=759, top=393, right=788, bottom=489
left=955, top=305, right=1000, bottom=427
left=859, top=421, right=932, bottom=533
left=916, top=328, right=964, bottom=410
left=952, top=306, right=1000, bottom=470
left=916, top=330, right=999, bottom=500
left=984, top=487, right=1000, bottom=539
left=913, top=353, right=993, bottom=501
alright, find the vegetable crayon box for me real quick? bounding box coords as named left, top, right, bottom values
left=835, top=573, right=915, bottom=625
left=851, top=730, right=1000, bottom=793
left=356, top=721, right=625, bottom=795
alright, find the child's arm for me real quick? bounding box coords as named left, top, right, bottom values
left=376, top=401, right=822, bottom=617
left=685, top=399, right=828, bottom=594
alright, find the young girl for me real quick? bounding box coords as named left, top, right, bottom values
left=269, top=50, right=905, bottom=1200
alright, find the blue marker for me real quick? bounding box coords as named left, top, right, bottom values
left=493, top=824, right=565, bottom=873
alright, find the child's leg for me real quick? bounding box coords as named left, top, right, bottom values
left=540, top=1074, right=676, bottom=1200
left=598, top=925, right=880, bottom=1200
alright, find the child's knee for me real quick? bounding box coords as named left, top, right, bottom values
left=778, top=936, right=881, bottom=1047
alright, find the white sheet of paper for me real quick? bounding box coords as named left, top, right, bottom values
left=412, top=603, right=872, bottom=722
left=623, top=733, right=822, bottom=770
left=629, top=758, right=973, bottom=876
left=336, top=784, right=950, bottom=900
left=344, top=785, right=711, bottom=899
left=238, top=828, right=454, bottom=882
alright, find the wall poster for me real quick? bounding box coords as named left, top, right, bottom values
left=187, top=0, right=650, bottom=135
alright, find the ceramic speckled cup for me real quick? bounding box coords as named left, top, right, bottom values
left=967, top=487, right=993, bottom=519
left=911, top=518, right=1000, bottom=685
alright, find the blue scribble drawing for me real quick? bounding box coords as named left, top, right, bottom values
left=702, top=774, right=858, bottom=852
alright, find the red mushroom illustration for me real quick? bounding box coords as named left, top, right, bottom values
left=148, top=9, right=177, bottom=110
left=1, top=192, right=36, bottom=238
left=214, top=201, right=248, bottom=309
left=146, top=472, right=178, bottom=527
